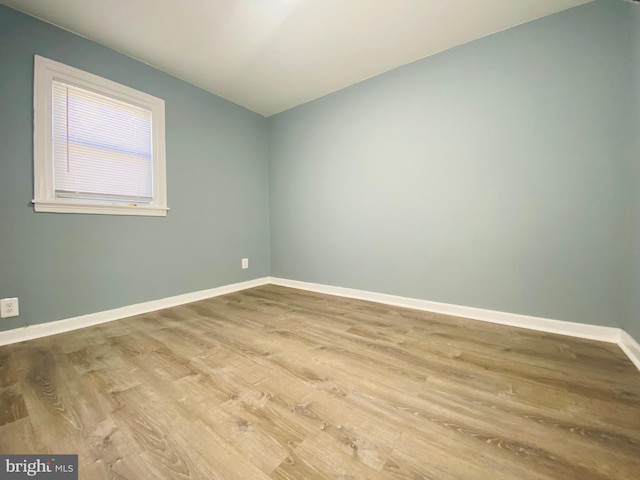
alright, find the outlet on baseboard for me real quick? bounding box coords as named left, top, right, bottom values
left=0, top=298, right=19, bottom=318
left=242, top=258, right=249, bottom=269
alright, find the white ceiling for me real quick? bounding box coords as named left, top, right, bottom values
left=3, top=0, right=593, bottom=116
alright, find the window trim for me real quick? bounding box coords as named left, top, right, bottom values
left=33, top=55, right=168, bottom=216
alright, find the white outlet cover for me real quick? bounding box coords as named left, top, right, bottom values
left=242, top=258, right=249, bottom=269
left=0, top=297, right=19, bottom=318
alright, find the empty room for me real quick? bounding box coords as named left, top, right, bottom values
left=1, top=0, right=639, bottom=478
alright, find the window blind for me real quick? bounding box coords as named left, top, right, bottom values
left=52, top=81, right=154, bottom=202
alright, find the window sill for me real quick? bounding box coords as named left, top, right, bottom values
left=32, top=199, right=169, bottom=217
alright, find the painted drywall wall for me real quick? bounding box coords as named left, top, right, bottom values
left=269, top=0, right=631, bottom=328
left=2, top=1, right=637, bottom=342
left=0, top=6, right=270, bottom=332
left=624, top=3, right=640, bottom=341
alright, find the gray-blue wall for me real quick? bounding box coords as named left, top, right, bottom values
left=269, top=0, right=633, bottom=330
left=0, top=6, right=270, bottom=332
left=624, top=3, right=640, bottom=341
left=2, top=1, right=639, bottom=343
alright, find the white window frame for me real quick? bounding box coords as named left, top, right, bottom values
left=33, top=55, right=168, bottom=216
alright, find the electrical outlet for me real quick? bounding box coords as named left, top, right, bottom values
left=242, top=258, right=249, bottom=269
left=0, top=298, right=19, bottom=318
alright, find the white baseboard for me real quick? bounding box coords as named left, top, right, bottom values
left=269, top=277, right=621, bottom=343
left=2, top=275, right=638, bottom=373
left=270, top=277, right=640, bottom=372
left=619, top=329, right=640, bottom=372
left=0, top=277, right=270, bottom=346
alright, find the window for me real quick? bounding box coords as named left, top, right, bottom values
left=33, top=55, right=168, bottom=216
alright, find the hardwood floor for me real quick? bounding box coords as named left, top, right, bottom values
left=1, top=284, right=639, bottom=479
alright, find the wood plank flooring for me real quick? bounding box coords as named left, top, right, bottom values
left=1, top=284, right=639, bottom=479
